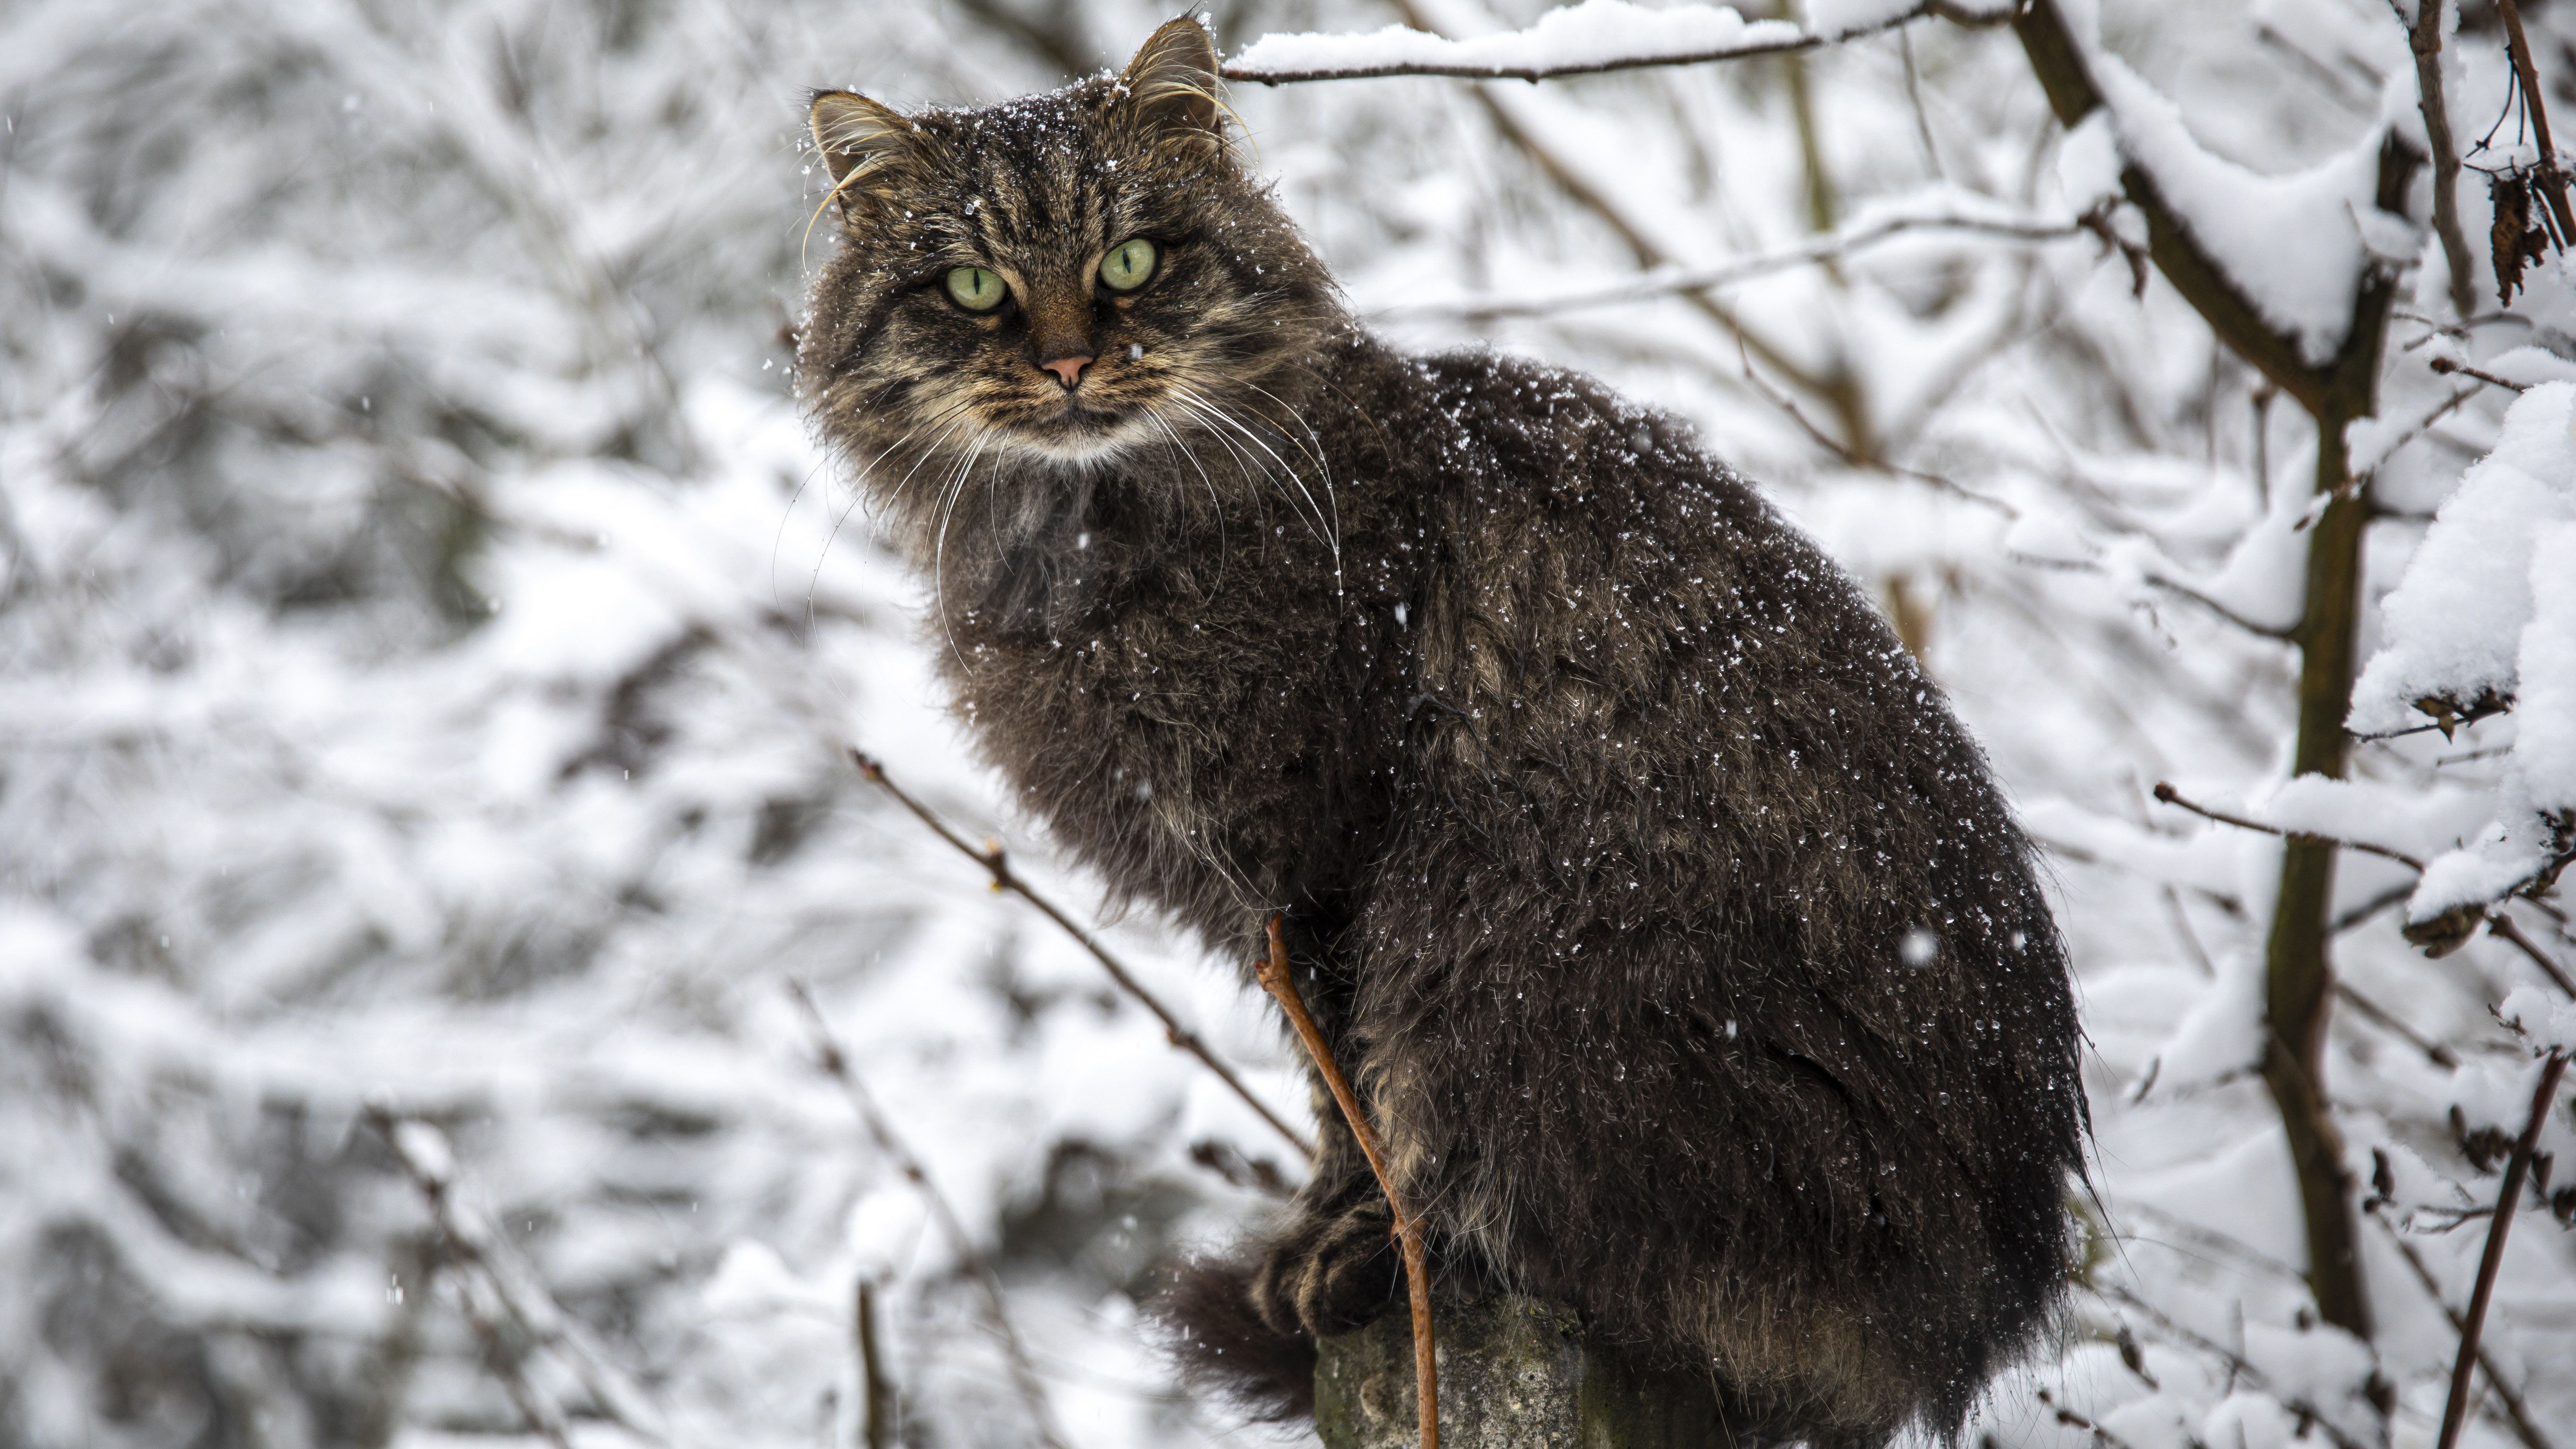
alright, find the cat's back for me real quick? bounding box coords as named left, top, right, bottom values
left=1380, top=347, right=1974, bottom=811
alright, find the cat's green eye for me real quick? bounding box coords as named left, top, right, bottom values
left=1098, top=237, right=1159, bottom=292
left=945, top=266, right=1006, bottom=311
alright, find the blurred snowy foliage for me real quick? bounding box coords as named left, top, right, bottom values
left=2, top=1, right=2573, bottom=1448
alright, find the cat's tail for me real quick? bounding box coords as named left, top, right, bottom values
left=1149, top=1250, right=1317, bottom=1422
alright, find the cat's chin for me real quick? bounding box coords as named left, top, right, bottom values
left=995, top=412, right=1155, bottom=468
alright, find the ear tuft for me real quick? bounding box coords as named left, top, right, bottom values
left=809, top=91, right=920, bottom=213
left=1122, top=16, right=1226, bottom=148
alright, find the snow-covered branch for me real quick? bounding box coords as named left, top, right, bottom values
left=1378, top=196, right=2084, bottom=322
left=1223, top=0, right=2012, bottom=85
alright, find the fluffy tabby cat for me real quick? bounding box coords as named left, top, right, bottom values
left=799, top=19, right=2084, bottom=1446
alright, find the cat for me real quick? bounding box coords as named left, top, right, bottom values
left=797, top=18, right=2085, bottom=1447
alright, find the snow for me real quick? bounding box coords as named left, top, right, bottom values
left=2352, top=381, right=2576, bottom=735
left=2140, top=947, right=2267, bottom=1093
left=2512, top=522, right=2576, bottom=807
left=2351, top=384, right=2576, bottom=923
left=2055, top=111, right=2125, bottom=212
left=2498, top=985, right=2576, bottom=1052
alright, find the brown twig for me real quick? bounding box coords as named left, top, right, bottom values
left=2135, top=572, right=2296, bottom=640
left=2496, top=0, right=2576, bottom=243
left=370, top=1110, right=669, bottom=1445
left=2336, top=981, right=2461, bottom=1068
left=2343, top=385, right=2479, bottom=509
left=2490, top=912, right=2576, bottom=997
left=786, top=980, right=1072, bottom=1449
left=2095, top=1284, right=2370, bottom=1449
left=2429, top=356, right=2530, bottom=392
left=1452, top=58, right=1872, bottom=455
left=453, top=1268, right=575, bottom=1449
left=2036, top=1388, right=2145, bottom=1449
left=2372, top=1211, right=2560, bottom=1449
left=1733, top=336, right=2018, bottom=517
left=2437, top=1049, right=2570, bottom=1449
left=2332, top=882, right=2415, bottom=935
left=1253, top=914, right=1437, bottom=1449
left=2151, top=782, right=2427, bottom=869
left=2411, top=0, right=2480, bottom=319
left=850, top=750, right=1313, bottom=1158
left=856, top=1276, right=894, bottom=1449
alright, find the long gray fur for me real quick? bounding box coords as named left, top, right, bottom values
left=797, top=20, right=2085, bottom=1447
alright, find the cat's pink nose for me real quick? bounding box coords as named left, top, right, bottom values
left=1040, top=353, right=1093, bottom=388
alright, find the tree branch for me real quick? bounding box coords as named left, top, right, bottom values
left=1221, top=0, right=2011, bottom=86
left=1734, top=337, right=2018, bottom=516
left=2411, top=0, right=2480, bottom=319
left=1255, top=915, right=1437, bottom=1449
left=2013, top=0, right=2374, bottom=416
left=2436, top=1049, right=2570, bottom=1449
left=2337, top=980, right=2461, bottom=1068
left=2035, top=1388, right=2146, bottom=1449
left=2372, top=1210, right=2561, bottom=1449
left=2151, top=781, right=2428, bottom=870
left=2490, top=912, right=2576, bottom=998
left=1384, top=3, right=1872, bottom=454
left=371, top=1111, right=669, bottom=1446
left=1387, top=207, right=2085, bottom=324
left=2095, top=1284, right=2370, bottom=1449
left=786, top=981, right=1071, bottom=1449
left=856, top=1276, right=895, bottom=1449
left=2496, top=0, right=2576, bottom=242
left=2429, top=355, right=2528, bottom=391
left=850, top=750, right=1313, bottom=1158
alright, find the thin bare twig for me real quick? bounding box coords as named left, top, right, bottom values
left=2135, top=572, right=2296, bottom=640
left=850, top=750, right=1312, bottom=1158
left=2346, top=385, right=2479, bottom=502
left=453, top=1270, right=574, bottom=1449
left=1254, top=914, right=1437, bottom=1449
left=2437, top=1049, right=2570, bottom=1449
left=2333, top=881, right=2415, bottom=934
left=2371, top=1211, right=2560, bottom=1449
left=2096, top=1284, right=2370, bottom=1449
left=371, top=1110, right=669, bottom=1446
left=2152, top=782, right=2427, bottom=869
left=2490, top=912, right=2576, bottom=998
left=2036, top=1388, right=2145, bottom=1449
left=2337, top=981, right=2462, bottom=1068
left=1734, top=338, right=2018, bottom=516
left=2430, top=355, right=2530, bottom=392
left=786, top=980, right=1072, bottom=1449
left=1451, top=58, right=1869, bottom=452
left=1382, top=209, right=2083, bottom=323
left=2412, top=0, right=2480, bottom=318
left=856, top=1276, right=894, bottom=1449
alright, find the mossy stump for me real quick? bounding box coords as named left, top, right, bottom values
left=1314, top=1296, right=1737, bottom=1449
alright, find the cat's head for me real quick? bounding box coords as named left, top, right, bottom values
left=798, top=18, right=1339, bottom=532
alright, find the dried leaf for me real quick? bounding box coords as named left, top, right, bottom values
left=2491, top=171, right=2552, bottom=306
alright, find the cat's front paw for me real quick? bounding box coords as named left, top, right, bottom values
left=1248, top=1195, right=1403, bottom=1339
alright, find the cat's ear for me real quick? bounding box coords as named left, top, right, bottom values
left=1121, top=16, right=1228, bottom=151
left=809, top=90, right=924, bottom=217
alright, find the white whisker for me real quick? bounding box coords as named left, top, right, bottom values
left=1174, top=383, right=1339, bottom=576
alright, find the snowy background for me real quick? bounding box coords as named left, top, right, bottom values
left=3, top=1, right=2573, bottom=1447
